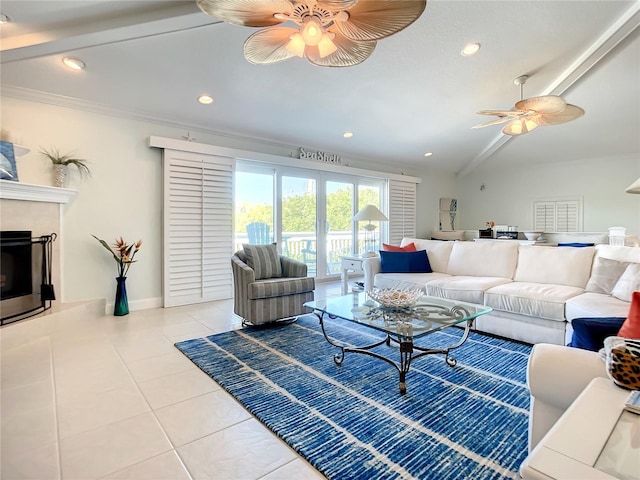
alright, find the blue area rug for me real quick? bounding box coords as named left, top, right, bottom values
left=175, top=314, right=531, bottom=479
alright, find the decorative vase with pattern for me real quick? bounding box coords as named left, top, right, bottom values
left=114, top=276, right=129, bottom=316
left=53, top=164, right=69, bottom=188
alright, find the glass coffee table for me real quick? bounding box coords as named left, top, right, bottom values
left=304, top=292, right=493, bottom=395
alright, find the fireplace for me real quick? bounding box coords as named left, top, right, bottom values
left=0, top=231, right=56, bottom=325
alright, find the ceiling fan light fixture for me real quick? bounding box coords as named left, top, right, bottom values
left=502, top=118, right=539, bottom=136
left=317, top=34, right=337, bottom=58
left=286, top=33, right=306, bottom=57
left=301, top=18, right=323, bottom=46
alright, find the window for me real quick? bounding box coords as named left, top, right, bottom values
left=533, top=198, right=582, bottom=232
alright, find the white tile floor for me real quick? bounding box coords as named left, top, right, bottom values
left=1, top=282, right=344, bottom=479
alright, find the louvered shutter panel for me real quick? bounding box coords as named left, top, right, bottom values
left=533, top=201, right=555, bottom=231
left=533, top=199, right=581, bottom=232
left=556, top=200, right=579, bottom=232
left=163, top=149, right=233, bottom=307
left=388, top=180, right=417, bottom=245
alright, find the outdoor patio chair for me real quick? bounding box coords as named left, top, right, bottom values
left=246, top=222, right=272, bottom=244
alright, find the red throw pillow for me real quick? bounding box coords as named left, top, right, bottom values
left=382, top=242, right=417, bottom=252
left=618, top=291, right=640, bottom=339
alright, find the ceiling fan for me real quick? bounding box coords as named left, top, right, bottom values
left=473, top=75, right=585, bottom=136
left=196, top=0, right=426, bottom=67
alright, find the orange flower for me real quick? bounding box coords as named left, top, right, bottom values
left=93, top=235, right=143, bottom=278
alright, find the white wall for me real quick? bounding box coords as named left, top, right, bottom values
left=1, top=96, right=447, bottom=307
left=454, top=156, right=640, bottom=234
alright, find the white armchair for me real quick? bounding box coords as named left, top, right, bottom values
left=526, top=343, right=608, bottom=452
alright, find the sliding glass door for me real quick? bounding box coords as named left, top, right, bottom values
left=235, top=163, right=386, bottom=281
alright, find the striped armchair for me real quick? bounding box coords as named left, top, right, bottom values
left=231, top=250, right=315, bottom=325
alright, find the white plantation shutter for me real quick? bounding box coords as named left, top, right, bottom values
left=163, top=149, right=233, bottom=307
left=533, top=199, right=582, bottom=232
left=388, top=180, right=417, bottom=245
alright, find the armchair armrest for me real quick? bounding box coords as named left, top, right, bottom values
left=362, top=256, right=382, bottom=292
left=280, top=256, right=308, bottom=278
left=231, top=254, right=255, bottom=285
left=527, top=343, right=607, bottom=411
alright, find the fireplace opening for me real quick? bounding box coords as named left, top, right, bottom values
left=0, top=232, right=56, bottom=325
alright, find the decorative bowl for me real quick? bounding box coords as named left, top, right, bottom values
left=366, top=288, right=423, bottom=308
left=523, top=231, right=543, bottom=241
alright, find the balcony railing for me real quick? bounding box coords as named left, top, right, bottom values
left=234, top=231, right=371, bottom=276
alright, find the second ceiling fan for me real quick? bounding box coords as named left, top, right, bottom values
left=473, top=75, right=585, bottom=136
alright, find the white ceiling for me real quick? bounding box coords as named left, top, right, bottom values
left=1, top=0, right=639, bottom=175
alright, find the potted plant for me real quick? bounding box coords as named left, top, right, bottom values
left=40, top=147, right=90, bottom=187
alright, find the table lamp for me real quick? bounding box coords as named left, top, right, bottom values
left=353, top=205, right=388, bottom=256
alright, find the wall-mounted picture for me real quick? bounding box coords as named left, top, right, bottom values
left=439, top=197, right=458, bottom=230
left=0, top=141, right=18, bottom=181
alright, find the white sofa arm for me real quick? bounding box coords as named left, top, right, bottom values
left=526, top=343, right=607, bottom=451
left=362, top=257, right=381, bottom=292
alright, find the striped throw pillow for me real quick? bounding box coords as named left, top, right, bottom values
left=242, top=243, right=282, bottom=280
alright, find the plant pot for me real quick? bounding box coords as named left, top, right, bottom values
left=53, top=164, right=69, bottom=188
left=114, top=276, right=129, bottom=316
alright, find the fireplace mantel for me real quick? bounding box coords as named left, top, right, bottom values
left=0, top=180, right=76, bottom=204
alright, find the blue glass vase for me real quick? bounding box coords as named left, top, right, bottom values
left=114, top=276, right=129, bottom=316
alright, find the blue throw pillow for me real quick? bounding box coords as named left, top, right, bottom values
left=568, top=317, right=626, bottom=351
left=380, top=250, right=432, bottom=274
left=558, top=242, right=595, bottom=247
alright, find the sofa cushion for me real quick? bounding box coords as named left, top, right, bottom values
left=426, top=276, right=512, bottom=304
left=243, top=243, right=282, bottom=280
left=585, top=257, right=629, bottom=295
left=382, top=242, right=417, bottom=252
left=594, top=244, right=640, bottom=263
left=400, top=238, right=453, bottom=273
left=611, top=263, right=640, bottom=302
left=485, top=282, right=584, bottom=321
left=568, top=317, right=625, bottom=351
left=447, top=241, right=519, bottom=278
left=566, top=292, right=632, bottom=321
left=248, top=277, right=315, bottom=300
left=618, top=291, right=640, bottom=339
left=374, top=272, right=450, bottom=291
left=380, top=250, right=432, bottom=273
left=513, top=246, right=595, bottom=288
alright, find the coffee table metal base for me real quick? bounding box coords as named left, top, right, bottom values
left=313, top=311, right=474, bottom=395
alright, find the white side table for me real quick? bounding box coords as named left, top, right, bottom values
left=340, top=255, right=368, bottom=295
left=520, top=377, right=638, bottom=480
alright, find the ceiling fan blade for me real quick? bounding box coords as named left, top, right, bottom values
left=317, top=0, right=359, bottom=11
left=472, top=117, right=515, bottom=129
left=197, top=0, right=292, bottom=27
left=333, top=0, right=426, bottom=42
left=306, top=30, right=376, bottom=67
left=243, top=27, right=297, bottom=64
left=476, top=109, right=523, bottom=117
left=515, top=95, right=567, bottom=114
left=535, top=104, right=586, bottom=126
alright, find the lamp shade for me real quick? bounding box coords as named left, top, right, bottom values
left=625, top=177, right=640, bottom=194
left=353, top=205, right=388, bottom=222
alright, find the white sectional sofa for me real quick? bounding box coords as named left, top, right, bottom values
left=362, top=238, right=639, bottom=345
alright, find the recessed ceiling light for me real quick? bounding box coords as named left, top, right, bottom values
left=62, top=57, right=85, bottom=70
left=0, top=13, right=10, bottom=23
left=343, top=131, right=353, bottom=138
left=198, top=95, right=214, bottom=105
left=461, top=43, right=480, bottom=56
left=424, top=152, right=433, bottom=157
